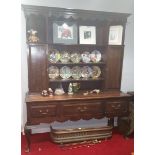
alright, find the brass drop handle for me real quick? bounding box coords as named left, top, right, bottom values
left=83, top=106, right=88, bottom=110
left=77, top=106, right=88, bottom=112
left=39, top=109, right=48, bottom=114
left=77, top=107, right=81, bottom=110
left=115, top=104, right=121, bottom=109
left=114, top=107, right=120, bottom=110
left=112, top=104, right=121, bottom=109
left=41, top=112, right=48, bottom=115
left=79, top=109, right=86, bottom=112
left=117, top=104, right=121, bottom=107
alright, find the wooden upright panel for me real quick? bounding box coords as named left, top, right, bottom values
left=105, top=46, right=124, bottom=90
left=28, top=44, right=48, bottom=92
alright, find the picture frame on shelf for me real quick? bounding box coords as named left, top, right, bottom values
left=108, top=25, right=123, bottom=45
left=53, top=21, right=78, bottom=44
left=79, top=26, right=96, bottom=44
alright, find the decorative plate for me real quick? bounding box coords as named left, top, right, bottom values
left=70, top=51, right=81, bottom=63
left=49, top=49, right=60, bottom=63
left=92, top=66, right=101, bottom=79
left=81, top=66, right=92, bottom=79
left=48, top=66, right=59, bottom=79
left=90, top=50, right=101, bottom=62
left=60, top=51, right=70, bottom=63
left=60, top=66, right=71, bottom=79
left=71, top=66, right=82, bottom=79
left=81, top=51, right=91, bottom=63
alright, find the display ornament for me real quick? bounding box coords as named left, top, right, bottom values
left=79, top=26, right=96, bottom=44
left=108, top=25, right=123, bottom=45
left=53, top=21, right=77, bottom=44
left=27, top=29, right=39, bottom=43
left=68, top=83, right=73, bottom=95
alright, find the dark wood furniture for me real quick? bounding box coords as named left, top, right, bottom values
left=118, top=92, right=134, bottom=136
left=22, top=5, right=132, bottom=152
left=25, top=91, right=132, bottom=151
left=26, top=91, right=131, bottom=125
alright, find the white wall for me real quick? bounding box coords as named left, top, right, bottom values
left=21, top=9, right=28, bottom=131
left=21, top=0, right=133, bottom=13
left=121, top=15, right=134, bottom=91
left=21, top=0, right=134, bottom=129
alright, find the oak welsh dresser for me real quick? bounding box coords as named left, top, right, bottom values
left=22, top=5, right=132, bottom=152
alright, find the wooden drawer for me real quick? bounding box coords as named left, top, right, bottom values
left=63, top=101, right=104, bottom=116
left=105, top=100, right=129, bottom=116
left=30, top=103, right=57, bottom=117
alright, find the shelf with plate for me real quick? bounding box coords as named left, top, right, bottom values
left=48, top=61, right=104, bottom=91
left=49, top=77, right=104, bottom=82
left=48, top=47, right=105, bottom=62
left=47, top=45, right=105, bottom=91
left=48, top=65, right=104, bottom=81
left=48, top=61, right=106, bottom=66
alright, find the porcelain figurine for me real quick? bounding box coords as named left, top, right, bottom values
left=48, top=88, right=53, bottom=96
left=54, top=83, right=65, bottom=95
left=68, top=83, right=73, bottom=95
left=41, top=90, right=48, bottom=96
left=27, top=29, right=39, bottom=42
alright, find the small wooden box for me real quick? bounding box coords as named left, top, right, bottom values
left=50, top=119, right=112, bottom=143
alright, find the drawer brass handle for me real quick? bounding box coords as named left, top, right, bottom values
left=114, top=107, right=120, bottom=110
left=77, top=107, right=81, bottom=110
left=77, top=106, right=88, bottom=112
left=41, top=112, right=48, bottom=115
left=79, top=109, right=86, bottom=112
left=112, top=104, right=121, bottom=108
left=39, top=110, right=49, bottom=113
left=108, top=102, right=123, bottom=104
left=83, top=106, right=88, bottom=110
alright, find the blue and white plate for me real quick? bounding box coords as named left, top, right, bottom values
left=90, top=50, right=101, bottom=63
left=49, top=49, right=60, bottom=63
left=92, top=66, right=101, bottom=79
left=81, top=51, right=90, bottom=63
left=81, top=66, right=92, bottom=79
left=71, top=66, right=81, bottom=79
left=70, top=51, right=81, bottom=63
left=60, top=51, right=70, bottom=63
left=48, top=66, right=59, bottom=79
left=60, top=66, right=71, bottom=79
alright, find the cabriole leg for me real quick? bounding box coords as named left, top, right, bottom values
left=24, top=124, right=31, bottom=152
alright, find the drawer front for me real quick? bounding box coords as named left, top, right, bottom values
left=30, top=103, right=57, bottom=117
left=105, top=100, right=129, bottom=116
left=63, top=101, right=104, bottom=116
